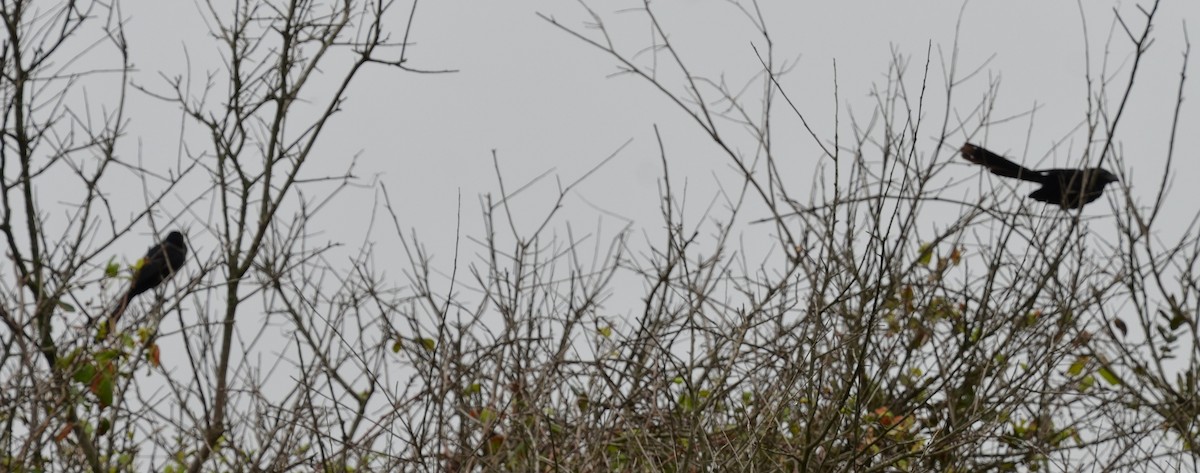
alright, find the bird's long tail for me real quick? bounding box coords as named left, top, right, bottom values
left=107, top=289, right=134, bottom=330
left=960, top=143, right=1043, bottom=182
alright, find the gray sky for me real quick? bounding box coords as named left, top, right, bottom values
left=113, top=0, right=1199, bottom=297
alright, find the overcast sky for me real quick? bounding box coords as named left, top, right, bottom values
left=107, top=0, right=1200, bottom=299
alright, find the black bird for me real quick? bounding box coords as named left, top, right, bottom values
left=109, top=231, right=188, bottom=325
left=961, top=143, right=1118, bottom=209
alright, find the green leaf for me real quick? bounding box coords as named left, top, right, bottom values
left=678, top=393, right=695, bottom=411
left=1024, top=310, right=1042, bottom=327
left=1068, top=356, right=1088, bottom=376
left=917, top=243, right=933, bottom=266
left=1078, top=375, right=1095, bottom=391
left=1049, top=427, right=1075, bottom=446
left=420, top=338, right=435, bottom=351
left=94, top=320, right=110, bottom=340
left=95, top=374, right=114, bottom=407
left=1098, top=368, right=1121, bottom=385
left=105, top=259, right=120, bottom=278
left=58, top=349, right=81, bottom=370
left=391, top=339, right=402, bottom=353
left=73, top=364, right=96, bottom=384
left=598, top=326, right=612, bottom=338
left=95, top=349, right=120, bottom=364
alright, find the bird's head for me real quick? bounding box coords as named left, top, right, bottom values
left=1095, top=168, right=1119, bottom=185
left=165, top=231, right=185, bottom=246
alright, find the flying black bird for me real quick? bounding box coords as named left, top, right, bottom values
left=961, top=143, right=1118, bottom=209
left=109, top=231, right=187, bottom=325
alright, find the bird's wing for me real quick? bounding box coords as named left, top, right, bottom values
left=143, top=241, right=168, bottom=260
left=960, top=144, right=1044, bottom=182
left=130, top=241, right=178, bottom=296
left=129, top=255, right=168, bottom=297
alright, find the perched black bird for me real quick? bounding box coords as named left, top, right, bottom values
left=961, top=143, right=1118, bottom=209
left=109, top=231, right=187, bottom=324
